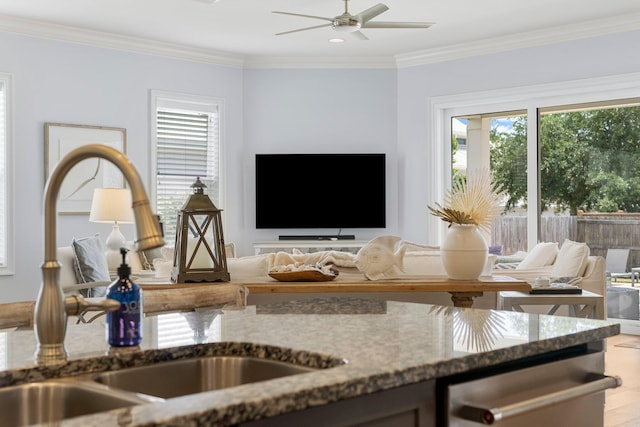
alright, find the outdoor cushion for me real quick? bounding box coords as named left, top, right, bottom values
left=516, top=242, right=559, bottom=270
left=551, top=239, right=590, bottom=278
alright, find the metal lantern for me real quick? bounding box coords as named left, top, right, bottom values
left=171, top=177, right=230, bottom=283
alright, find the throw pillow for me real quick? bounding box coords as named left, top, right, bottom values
left=488, top=245, right=503, bottom=255
left=72, top=234, right=110, bottom=297
left=550, top=239, right=590, bottom=278
left=516, top=242, right=559, bottom=270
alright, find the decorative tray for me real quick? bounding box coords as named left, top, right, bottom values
left=268, top=270, right=338, bottom=282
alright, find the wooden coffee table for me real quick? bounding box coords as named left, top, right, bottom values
left=141, top=275, right=529, bottom=308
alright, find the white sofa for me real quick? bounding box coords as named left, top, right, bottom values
left=58, top=236, right=605, bottom=316
left=58, top=240, right=236, bottom=296
left=492, top=256, right=605, bottom=297
left=57, top=245, right=145, bottom=296
left=491, top=240, right=606, bottom=299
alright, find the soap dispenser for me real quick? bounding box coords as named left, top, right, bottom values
left=106, top=247, right=143, bottom=347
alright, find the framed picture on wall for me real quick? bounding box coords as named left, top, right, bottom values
left=45, top=123, right=127, bottom=215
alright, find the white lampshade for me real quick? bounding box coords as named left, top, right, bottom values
left=89, top=188, right=135, bottom=252
left=89, top=188, right=135, bottom=224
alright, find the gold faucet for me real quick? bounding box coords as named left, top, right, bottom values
left=35, top=144, right=164, bottom=366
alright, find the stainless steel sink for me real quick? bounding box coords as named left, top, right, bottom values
left=94, top=356, right=318, bottom=398
left=0, top=381, right=155, bottom=427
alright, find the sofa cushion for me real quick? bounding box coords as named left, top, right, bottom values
left=58, top=246, right=79, bottom=289
left=402, top=250, right=446, bottom=276
left=551, top=239, right=590, bottom=278
left=227, top=253, right=275, bottom=279
left=72, top=234, right=110, bottom=297
left=516, top=242, right=559, bottom=270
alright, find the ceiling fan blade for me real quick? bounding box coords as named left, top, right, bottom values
left=355, top=3, right=389, bottom=24
left=350, top=31, right=369, bottom=41
left=275, top=23, right=333, bottom=36
left=272, top=11, right=334, bottom=22
left=361, top=21, right=434, bottom=29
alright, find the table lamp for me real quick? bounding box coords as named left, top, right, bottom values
left=89, top=187, right=135, bottom=251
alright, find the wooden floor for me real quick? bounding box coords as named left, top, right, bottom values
left=605, top=334, right=640, bottom=426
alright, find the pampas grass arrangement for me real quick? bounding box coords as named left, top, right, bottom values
left=428, top=169, right=504, bottom=233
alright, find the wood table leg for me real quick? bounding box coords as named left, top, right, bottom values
left=449, top=292, right=483, bottom=308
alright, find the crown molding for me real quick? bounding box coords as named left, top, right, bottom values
left=0, top=14, right=245, bottom=68
left=1, top=12, right=639, bottom=70
left=396, top=13, right=640, bottom=68
left=243, top=56, right=397, bottom=69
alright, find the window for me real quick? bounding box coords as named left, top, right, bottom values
left=452, top=112, right=528, bottom=254
left=0, top=73, right=12, bottom=275
left=431, top=72, right=640, bottom=252
left=151, top=91, right=224, bottom=245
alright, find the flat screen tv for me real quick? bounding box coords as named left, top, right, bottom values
left=256, top=153, right=386, bottom=230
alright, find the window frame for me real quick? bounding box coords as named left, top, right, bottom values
left=428, top=72, right=640, bottom=249
left=0, top=73, right=13, bottom=276
left=149, top=90, right=226, bottom=243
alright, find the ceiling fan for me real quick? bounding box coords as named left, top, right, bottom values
left=273, top=0, right=434, bottom=40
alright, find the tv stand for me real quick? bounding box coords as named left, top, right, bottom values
left=254, top=240, right=368, bottom=255
left=279, top=235, right=355, bottom=241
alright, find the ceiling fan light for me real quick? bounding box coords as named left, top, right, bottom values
left=333, top=25, right=360, bottom=33
left=332, top=18, right=361, bottom=33
left=329, top=38, right=345, bottom=43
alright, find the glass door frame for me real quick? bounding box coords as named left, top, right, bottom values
left=428, top=72, right=640, bottom=332
left=427, top=72, right=640, bottom=250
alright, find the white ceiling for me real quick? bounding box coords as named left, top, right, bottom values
left=1, top=0, right=639, bottom=67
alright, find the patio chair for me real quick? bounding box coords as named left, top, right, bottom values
left=605, top=248, right=632, bottom=284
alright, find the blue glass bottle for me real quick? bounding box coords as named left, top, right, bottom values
left=106, top=248, right=143, bottom=347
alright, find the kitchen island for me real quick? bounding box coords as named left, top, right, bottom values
left=0, top=297, right=620, bottom=426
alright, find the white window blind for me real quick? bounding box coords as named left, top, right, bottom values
left=156, top=312, right=222, bottom=348
left=155, top=97, right=221, bottom=244
left=156, top=313, right=196, bottom=347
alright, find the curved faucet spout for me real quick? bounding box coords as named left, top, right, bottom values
left=35, top=144, right=164, bottom=366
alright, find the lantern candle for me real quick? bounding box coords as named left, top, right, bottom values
left=186, top=237, right=215, bottom=269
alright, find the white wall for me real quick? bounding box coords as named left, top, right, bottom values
left=0, top=32, right=243, bottom=303
left=397, top=29, right=640, bottom=245
left=240, top=69, right=398, bottom=255
left=0, top=27, right=639, bottom=303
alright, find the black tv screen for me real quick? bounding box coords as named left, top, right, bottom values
left=256, top=153, right=386, bottom=229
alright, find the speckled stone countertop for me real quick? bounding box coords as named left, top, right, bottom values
left=0, top=297, right=620, bottom=426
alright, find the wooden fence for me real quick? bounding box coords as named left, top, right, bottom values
left=491, top=216, right=577, bottom=255
left=492, top=213, right=640, bottom=270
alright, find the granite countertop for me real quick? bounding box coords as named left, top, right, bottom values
left=0, top=297, right=620, bottom=426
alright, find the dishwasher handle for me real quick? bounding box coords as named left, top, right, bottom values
left=458, top=373, right=622, bottom=425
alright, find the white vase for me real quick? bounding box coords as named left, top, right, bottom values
left=441, top=224, right=488, bottom=280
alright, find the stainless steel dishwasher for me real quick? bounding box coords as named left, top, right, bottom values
left=442, top=352, right=621, bottom=426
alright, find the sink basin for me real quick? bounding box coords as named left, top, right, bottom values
left=94, top=356, right=318, bottom=399
left=0, top=381, right=153, bottom=427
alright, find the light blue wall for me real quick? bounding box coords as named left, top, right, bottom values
left=397, top=29, right=640, bottom=244
left=0, top=32, right=243, bottom=302
left=1, top=28, right=639, bottom=303
left=241, top=69, right=398, bottom=253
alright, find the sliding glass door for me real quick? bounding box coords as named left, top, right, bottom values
left=539, top=99, right=640, bottom=323
left=451, top=111, right=529, bottom=256
left=444, top=95, right=640, bottom=329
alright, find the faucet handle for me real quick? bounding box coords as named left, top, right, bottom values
left=65, top=295, right=121, bottom=324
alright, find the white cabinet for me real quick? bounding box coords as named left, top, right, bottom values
left=253, top=240, right=368, bottom=255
